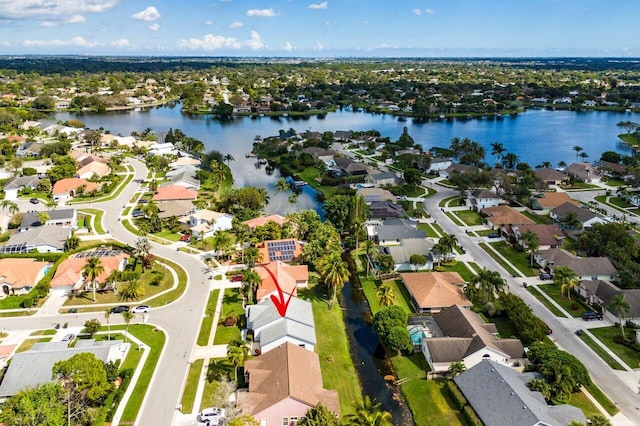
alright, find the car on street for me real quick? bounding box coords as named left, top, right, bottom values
left=61, top=333, right=75, bottom=342
left=29, top=198, right=39, bottom=204
left=110, top=305, right=130, bottom=314
left=198, top=407, right=226, bottom=424
left=539, top=273, right=553, bottom=280
left=132, top=209, right=144, bottom=218
left=131, top=305, right=151, bottom=314
left=230, top=274, right=243, bottom=282
left=180, top=234, right=191, bottom=242
left=581, top=311, right=603, bottom=321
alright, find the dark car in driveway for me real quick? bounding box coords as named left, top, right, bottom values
left=582, top=311, right=603, bottom=321
left=29, top=198, right=39, bottom=204
left=110, top=305, right=130, bottom=314
left=539, top=273, right=552, bottom=280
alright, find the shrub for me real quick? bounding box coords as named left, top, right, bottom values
left=462, top=405, right=483, bottom=426
left=445, top=380, right=467, bottom=410
left=224, top=316, right=238, bottom=327
left=20, top=297, right=35, bottom=308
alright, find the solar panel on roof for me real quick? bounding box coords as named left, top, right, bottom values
left=0, top=243, right=28, bottom=254
left=74, top=249, right=122, bottom=258
left=266, top=240, right=296, bottom=261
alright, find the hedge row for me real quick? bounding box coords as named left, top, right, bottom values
left=444, top=380, right=483, bottom=426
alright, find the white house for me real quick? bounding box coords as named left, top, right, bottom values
left=427, top=158, right=452, bottom=173
left=3, top=175, right=40, bottom=200
left=147, top=142, right=177, bottom=156
left=465, top=189, right=501, bottom=210
left=179, top=209, right=233, bottom=239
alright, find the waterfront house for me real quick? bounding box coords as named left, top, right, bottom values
left=565, top=163, right=602, bottom=184
left=400, top=272, right=470, bottom=313
left=254, top=260, right=308, bottom=302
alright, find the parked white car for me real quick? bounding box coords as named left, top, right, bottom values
left=198, top=407, right=226, bottom=424
left=131, top=305, right=151, bottom=314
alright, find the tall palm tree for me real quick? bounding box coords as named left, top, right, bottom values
left=521, top=229, right=539, bottom=267
left=227, top=340, right=250, bottom=381
left=319, top=253, right=350, bottom=308
left=552, top=266, right=578, bottom=300
left=502, top=152, right=519, bottom=169
left=438, top=233, right=458, bottom=260
left=579, top=151, right=589, bottom=162
left=119, top=279, right=145, bottom=301
left=223, top=153, right=235, bottom=167
left=376, top=283, right=395, bottom=307
left=448, top=361, right=466, bottom=378
left=609, top=293, right=631, bottom=338
left=122, top=310, right=133, bottom=343
left=561, top=211, right=582, bottom=231
left=37, top=211, right=50, bottom=225
left=104, top=309, right=111, bottom=341
left=82, top=256, right=104, bottom=303
left=557, top=160, right=567, bottom=169
left=573, top=145, right=583, bottom=162
left=211, top=231, right=232, bottom=259
left=362, top=239, right=376, bottom=277
left=0, top=200, right=18, bottom=215
left=490, top=142, right=505, bottom=165
left=468, top=268, right=507, bottom=304
left=133, top=237, right=152, bottom=270
left=64, top=230, right=80, bottom=252
left=241, top=270, right=262, bottom=305
left=343, top=396, right=392, bottom=426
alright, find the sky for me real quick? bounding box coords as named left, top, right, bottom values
left=0, top=0, right=638, bottom=57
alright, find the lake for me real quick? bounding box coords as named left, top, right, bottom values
left=54, top=105, right=639, bottom=210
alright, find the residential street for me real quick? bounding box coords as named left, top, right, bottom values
left=424, top=186, right=640, bottom=426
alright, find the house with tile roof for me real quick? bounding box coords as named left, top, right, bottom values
left=254, top=261, right=308, bottom=302
left=481, top=205, right=535, bottom=229
left=236, top=342, right=340, bottom=426
left=246, top=297, right=316, bottom=354
left=178, top=209, right=233, bottom=239
left=400, top=272, right=470, bottom=313
left=152, top=185, right=198, bottom=201
left=0, top=258, right=50, bottom=297
left=511, top=224, right=565, bottom=250
left=356, top=187, right=397, bottom=203
left=534, top=249, right=617, bottom=281
left=550, top=202, right=609, bottom=230
left=4, top=226, right=71, bottom=253
left=533, top=167, right=568, bottom=186
left=256, top=239, right=304, bottom=264
left=241, top=214, right=288, bottom=230
left=50, top=251, right=129, bottom=294
left=52, top=178, right=99, bottom=202
left=0, top=340, right=127, bottom=398
left=454, top=360, right=586, bottom=426
left=530, top=192, right=580, bottom=213
left=420, top=305, right=526, bottom=373
left=156, top=200, right=195, bottom=219
left=465, top=188, right=501, bottom=210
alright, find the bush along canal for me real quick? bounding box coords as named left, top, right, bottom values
left=341, top=253, right=414, bottom=425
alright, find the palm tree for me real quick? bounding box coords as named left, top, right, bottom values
left=528, top=378, right=551, bottom=401
left=448, top=361, right=466, bottom=378
left=227, top=340, right=250, bottom=381
left=275, top=177, right=290, bottom=195
left=490, top=142, right=505, bottom=165
left=521, top=229, right=539, bottom=267
left=133, top=237, right=152, bottom=270
left=243, top=247, right=263, bottom=269
left=104, top=309, right=111, bottom=341
left=318, top=253, right=350, bottom=308
left=122, top=310, right=133, bottom=343
left=223, top=153, right=235, bottom=167
left=0, top=200, right=18, bottom=215
left=609, top=293, right=631, bottom=338
left=362, top=239, right=376, bottom=277
left=541, top=161, right=552, bottom=168
left=45, top=199, right=58, bottom=210
left=557, top=160, right=567, bottom=169
left=468, top=268, right=507, bottom=304
left=37, top=211, right=50, bottom=225
left=343, top=396, right=392, bottom=426
left=561, top=211, right=582, bottom=231
left=579, top=151, right=589, bottom=162
left=438, top=233, right=458, bottom=260
left=241, top=270, right=262, bottom=305
left=552, top=265, right=578, bottom=300
left=64, top=230, right=80, bottom=252
left=376, top=284, right=395, bottom=307
left=82, top=256, right=104, bottom=303
left=573, top=145, right=583, bottom=162
left=502, top=152, right=519, bottom=169
left=211, top=231, right=232, bottom=259
left=119, top=279, right=145, bottom=301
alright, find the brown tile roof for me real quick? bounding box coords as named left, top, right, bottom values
left=254, top=261, right=308, bottom=301
left=0, top=258, right=49, bottom=289
left=242, top=215, right=288, bottom=229
left=52, top=178, right=99, bottom=195
left=152, top=185, right=198, bottom=201
left=237, top=342, right=340, bottom=417
left=400, top=272, right=470, bottom=310
left=481, top=206, right=535, bottom=227
left=50, top=253, right=129, bottom=287
left=535, top=192, right=580, bottom=209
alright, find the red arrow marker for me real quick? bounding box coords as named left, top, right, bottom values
left=258, top=263, right=295, bottom=317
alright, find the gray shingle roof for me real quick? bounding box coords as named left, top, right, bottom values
left=20, top=208, right=76, bottom=230
left=247, top=297, right=317, bottom=349
left=537, top=249, right=617, bottom=277
left=550, top=202, right=602, bottom=224
left=6, top=226, right=71, bottom=251
left=454, top=360, right=587, bottom=426
left=4, top=175, right=40, bottom=190
left=376, top=219, right=425, bottom=241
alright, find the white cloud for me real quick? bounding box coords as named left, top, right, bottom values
left=425, top=9, right=435, bottom=14
left=0, top=1, right=120, bottom=20
left=228, top=21, right=243, bottom=29
left=0, top=41, right=10, bottom=47
left=314, top=42, right=323, bottom=51
left=284, top=41, right=293, bottom=52
left=111, top=38, right=130, bottom=48
left=131, top=6, right=161, bottom=21
left=413, top=8, right=435, bottom=16
left=308, top=2, right=328, bottom=10
left=40, top=21, right=59, bottom=27
left=205, top=21, right=213, bottom=26
left=179, top=31, right=266, bottom=51
left=67, top=15, right=87, bottom=24
left=246, top=8, right=281, bottom=17
left=23, top=36, right=97, bottom=47
left=325, top=21, right=331, bottom=26
left=412, top=9, right=423, bottom=16
left=149, top=23, right=160, bottom=31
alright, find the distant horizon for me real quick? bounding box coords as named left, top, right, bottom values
left=1, top=1, right=638, bottom=57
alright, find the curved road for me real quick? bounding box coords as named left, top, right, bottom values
left=3, top=158, right=212, bottom=425
left=424, top=186, right=639, bottom=425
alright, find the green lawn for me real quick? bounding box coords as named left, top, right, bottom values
left=152, top=230, right=181, bottom=242
left=198, top=289, right=220, bottom=346
left=608, top=197, right=633, bottom=208
left=445, top=212, right=466, bottom=227
left=452, top=210, right=486, bottom=226
left=200, top=358, right=244, bottom=409
left=79, top=208, right=105, bottom=234
left=213, top=289, right=244, bottom=345
left=487, top=241, right=536, bottom=276
left=181, top=359, right=204, bottom=414
left=570, top=389, right=607, bottom=418
left=537, top=284, right=589, bottom=318
left=117, top=324, right=166, bottom=424
left=590, top=326, right=640, bottom=369
left=400, top=377, right=465, bottom=426
left=527, top=286, right=568, bottom=317
left=521, top=211, right=554, bottom=224
left=299, top=285, right=362, bottom=415
left=29, top=329, right=57, bottom=336
left=439, top=196, right=462, bottom=207
left=583, top=382, right=619, bottom=416
left=578, top=332, right=625, bottom=370
left=436, top=261, right=476, bottom=282
left=360, top=275, right=414, bottom=316
left=297, top=166, right=339, bottom=199
left=417, top=222, right=443, bottom=238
